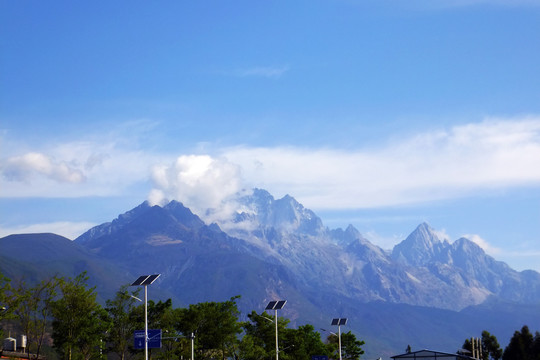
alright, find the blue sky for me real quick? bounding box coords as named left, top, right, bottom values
left=1, top=1, right=540, bottom=271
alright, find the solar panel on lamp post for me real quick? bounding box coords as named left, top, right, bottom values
left=331, top=318, right=347, bottom=360
left=131, top=274, right=161, bottom=360
left=265, top=300, right=286, bottom=360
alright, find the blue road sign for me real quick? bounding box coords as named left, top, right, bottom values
left=134, top=329, right=162, bottom=349
left=311, top=356, right=329, bottom=360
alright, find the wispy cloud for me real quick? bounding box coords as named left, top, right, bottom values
left=3, top=117, right=540, bottom=214
left=1, top=152, right=85, bottom=184
left=217, top=117, right=540, bottom=209
left=234, top=65, right=290, bottom=79
left=462, top=233, right=503, bottom=256
left=0, top=137, right=164, bottom=198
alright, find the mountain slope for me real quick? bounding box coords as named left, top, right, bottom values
left=0, top=233, right=133, bottom=301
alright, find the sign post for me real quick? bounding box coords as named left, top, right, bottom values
left=134, top=329, right=162, bottom=349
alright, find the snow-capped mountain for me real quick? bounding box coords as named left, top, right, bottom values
left=3, top=188, right=540, bottom=357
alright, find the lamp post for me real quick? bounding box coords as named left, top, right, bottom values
left=331, top=318, right=347, bottom=360
left=131, top=274, right=161, bottom=360
left=265, top=300, right=286, bottom=360
left=190, top=332, right=195, bottom=360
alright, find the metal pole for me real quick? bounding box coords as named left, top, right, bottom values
left=338, top=324, right=342, bottom=360
left=191, top=332, right=194, bottom=360
left=275, top=309, right=279, bottom=360
left=145, top=285, right=148, bottom=360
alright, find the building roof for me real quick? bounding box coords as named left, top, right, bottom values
left=391, top=349, right=476, bottom=360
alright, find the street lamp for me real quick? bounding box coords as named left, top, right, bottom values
left=131, top=274, right=161, bottom=360
left=265, top=300, right=286, bottom=360
left=331, top=318, right=347, bottom=360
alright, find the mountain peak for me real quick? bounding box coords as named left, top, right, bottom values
left=232, top=188, right=324, bottom=236
left=391, top=222, right=445, bottom=266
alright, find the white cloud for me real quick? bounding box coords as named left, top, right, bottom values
left=3, top=117, right=540, bottom=215
left=0, top=139, right=163, bottom=198
left=462, top=233, right=502, bottom=256
left=434, top=228, right=452, bottom=243
left=1, top=152, right=85, bottom=183
left=219, top=117, right=540, bottom=209
left=148, top=155, right=244, bottom=221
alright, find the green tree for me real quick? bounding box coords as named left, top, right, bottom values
left=463, top=331, right=502, bottom=360
left=155, top=306, right=184, bottom=360
left=11, top=277, right=60, bottom=359
left=243, top=310, right=290, bottom=360
left=341, top=331, right=365, bottom=360
left=128, top=298, right=176, bottom=360
left=0, top=272, right=13, bottom=338
left=105, top=286, right=142, bottom=360
left=176, top=296, right=242, bottom=360
left=482, top=330, right=503, bottom=360
left=531, top=332, right=540, bottom=360
left=51, top=272, right=110, bottom=360
left=236, top=334, right=267, bottom=360
left=280, top=324, right=329, bottom=360
left=327, top=331, right=364, bottom=360
left=503, top=325, right=534, bottom=360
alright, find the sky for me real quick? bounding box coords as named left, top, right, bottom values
left=1, top=0, right=540, bottom=271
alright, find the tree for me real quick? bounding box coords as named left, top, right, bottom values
left=0, top=273, right=14, bottom=339
left=341, top=331, right=365, bottom=360
left=11, top=277, right=60, bottom=359
left=105, top=286, right=142, bottom=360
left=236, top=334, right=267, bottom=360
left=503, top=325, right=534, bottom=360
left=176, top=296, right=242, bottom=360
left=242, top=310, right=290, bottom=360
left=327, top=331, right=364, bottom=360
left=51, top=272, right=110, bottom=360
left=482, top=330, right=503, bottom=360
left=154, top=305, right=184, bottom=360
left=280, top=324, right=329, bottom=360
left=531, top=331, right=540, bottom=360
left=462, top=331, right=502, bottom=360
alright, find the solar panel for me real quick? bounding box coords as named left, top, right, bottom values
left=131, top=274, right=161, bottom=286
left=265, top=300, right=286, bottom=310
left=275, top=300, right=287, bottom=309
left=132, top=276, right=149, bottom=286
left=332, top=318, right=347, bottom=326
left=142, top=274, right=161, bottom=285
left=265, top=301, right=278, bottom=310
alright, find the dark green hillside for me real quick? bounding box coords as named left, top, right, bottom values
left=0, top=233, right=138, bottom=302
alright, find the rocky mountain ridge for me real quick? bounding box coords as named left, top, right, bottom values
left=71, top=188, right=540, bottom=312
left=3, top=189, right=540, bottom=357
